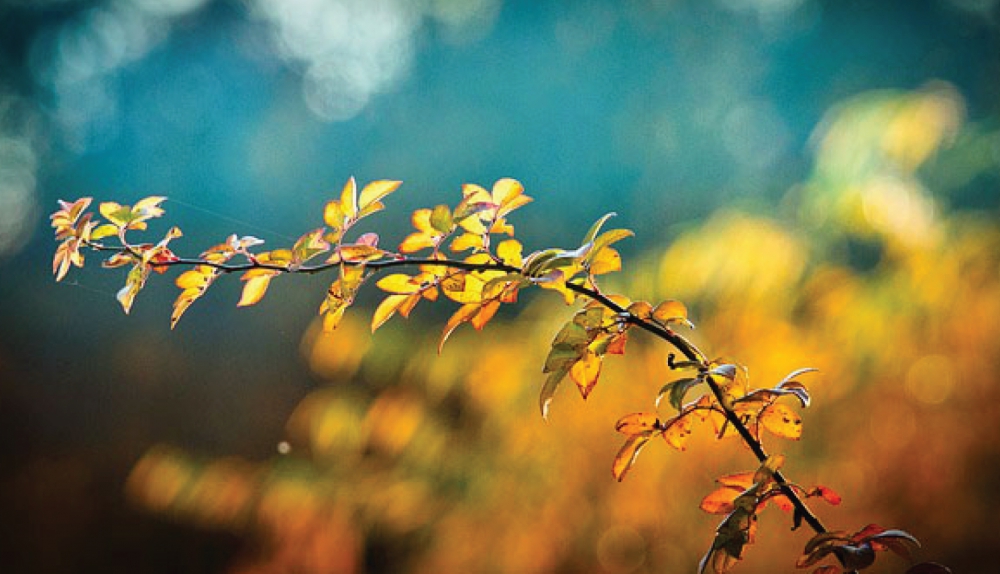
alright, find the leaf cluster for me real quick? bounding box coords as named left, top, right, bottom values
left=49, top=177, right=938, bottom=574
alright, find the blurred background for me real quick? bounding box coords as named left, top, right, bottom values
left=1, top=0, right=999, bottom=572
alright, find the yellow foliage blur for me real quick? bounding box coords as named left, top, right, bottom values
left=125, top=84, right=1000, bottom=573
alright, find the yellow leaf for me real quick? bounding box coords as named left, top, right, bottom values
left=340, top=176, right=358, bottom=221
left=612, top=433, right=652, bottom=482
left=324, top=200, right=345, bottom=230
left=116, top=264, right=150, bottom=314
left=237, top=269, right=279, bottom=307
left=491, top=178, right=533, bottom=217
left=376, top=273, right=422, bottom=294
left=99, top=201, right=129, bottom=226
left=450, top=232, right=483, bottom=252
left=627, top=300, right=653, bottom=319
left=399, top=209, right=441, bottom=253
left=570, top=351, right=602, bottom=398
left=358, top=179, right=401, bottom=210
left=491, top=178, right=523, bottom=206
left=322, top=303, right=348, bottom=331
left=90, top=223, right=118, bottom=241
left=132, top=196, right=167, bottom=219
left=335, top=244, right=384, bottom=263
left=588, top=246, right=622, bottom=275
left=760, top=403, right=803, bottom=440
left=441, top=271, right=488, bottom=304
left=439, top=303, right=479, bottom=353
left=50, top=197, right=92, bottom=232
left=652, top=299, right=691, bottom=327
left=175, top=268, right=210, bottom=290
left=496, top=239, right=523, bottom=267
left=371, top=294, right=409, bottom=332
left=460, top=182, right=492, bottom=204
left=536, top=271, right=578, bottom=305
left=399, top=233, right=436, bottom=253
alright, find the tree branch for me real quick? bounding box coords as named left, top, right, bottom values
left=83, top=239, right=831, bottom=539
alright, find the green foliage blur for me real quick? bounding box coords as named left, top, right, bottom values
left=1, top=1, right=998, bottom=573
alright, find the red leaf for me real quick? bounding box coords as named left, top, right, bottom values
left=814, top=485, right=842, bottom=505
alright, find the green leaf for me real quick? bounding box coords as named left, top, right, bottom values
left=430, top=204, right=454, bottom=234
left=543, top=344, right=581, bottom=373
left=753, top=454, right=785, bottom=484
left=117, top=263, right=150, bottom=314
left=656, top=377, right=702, bottom=411
left=586, top=228, right=634, bottom=263
left=581, top=212, right=616, bottom=247
left=99, top=202, right=133, bottom=227
left=539, top=366, right=569, bottom=420
left=90, top=223, right=119, bottom=241
left=552, top=320, right=590, bottom=348
left=291, top=228, right=330, bottom=265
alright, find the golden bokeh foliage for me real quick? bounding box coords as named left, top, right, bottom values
left=121, top=83, right=998, bottom=573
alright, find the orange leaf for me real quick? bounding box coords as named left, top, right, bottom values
left=700, top=486, right=740, bottom=514
left=471, top=299, right=500, bottom=330
left=760, top=403, right=803, bottom=440
left=662, top=413, right=696, bottom=451
left=615, top=413, right=659, bottom=435
left=809, top=486, right=842, bottom=506
left=715, top=472, right=755, bottom=490
left=612, top=433, right=652, bottom=482
left=605, top=332, right=628, bottom=355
